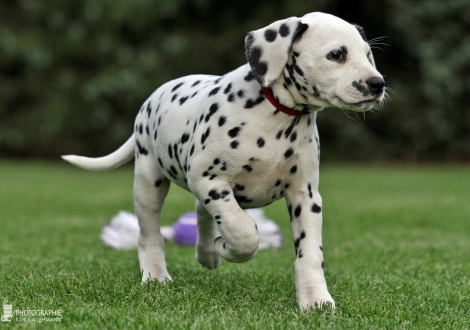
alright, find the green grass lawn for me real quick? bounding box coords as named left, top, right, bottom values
left=1, top=160, right=469, bottom=329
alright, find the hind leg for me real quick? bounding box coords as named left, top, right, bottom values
left=195, top=199, right=222, bottom=269
left=134, top=154, right=171, bottom=282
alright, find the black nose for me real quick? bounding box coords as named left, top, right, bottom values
left=366, top=76, right=385, bottom=95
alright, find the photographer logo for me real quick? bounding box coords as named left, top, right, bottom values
left=1, top=304, right=13, bottom=322
left=1, top=304, right=62, bottom=323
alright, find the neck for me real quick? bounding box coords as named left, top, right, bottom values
left=261, top=87, right=309, bottom=117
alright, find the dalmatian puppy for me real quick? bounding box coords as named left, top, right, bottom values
left=63, top=12, right=385, bottom=309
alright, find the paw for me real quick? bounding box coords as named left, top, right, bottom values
left=298, top=287, right=335, bottom=310
left=141, top=270, right=172, bottom=283
left=214, top=236, right=257, bottom=263
left=196, top=246, right=222, bottom=269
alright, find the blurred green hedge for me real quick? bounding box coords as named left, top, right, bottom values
left=1, top=0, right=469, bottom=160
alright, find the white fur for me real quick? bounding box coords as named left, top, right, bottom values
left=63, top=12, right=385, bottom=309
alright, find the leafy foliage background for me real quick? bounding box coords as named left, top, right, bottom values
left=1, top=0, right=469, bottom=160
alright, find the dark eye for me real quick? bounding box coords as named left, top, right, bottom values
left=327, top=50, right=344, bottom=61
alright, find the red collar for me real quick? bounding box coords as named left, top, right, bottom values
left=261, top=87, right=309, bottom=117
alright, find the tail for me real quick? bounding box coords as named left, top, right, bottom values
left=62, top=134, right=135, bottom=171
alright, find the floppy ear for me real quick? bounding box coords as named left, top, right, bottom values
left=245, top=17, right=308, bottom=87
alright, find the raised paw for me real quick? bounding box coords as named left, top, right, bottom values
left=214, top=236, right=258, bottom=263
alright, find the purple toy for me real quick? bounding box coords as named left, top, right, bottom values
left=173, top=212, right=198, bottom=245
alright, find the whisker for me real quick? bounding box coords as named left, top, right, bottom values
left=368, top=36, right=389, bottom=44
left=341, top=109, right=359, bottom=121
left=371, top=46, right=384, bottom=51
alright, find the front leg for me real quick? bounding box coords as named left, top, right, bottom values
left=191, top=180, right=259, bottom=263
left=195, top=199, right=222, bottom=269
left=286, top=186, right=335, bottom=309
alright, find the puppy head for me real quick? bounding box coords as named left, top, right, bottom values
left=245, top=12, right=385, bottom=112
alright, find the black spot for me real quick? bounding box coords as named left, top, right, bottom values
left=257, top=137, right=265, bottom=148
left=190, top=144, right=195, bottom=156
left=170, top=166, right=178, bottom=176
left=218, top=116, right=227, bottom=127
left=352, top=80, right=370, bottom=97
left=171, top=94, right=178, bottom=102
left=264, top=29, right=277, bottom=42
left=230, top=141, right=239, bottom=149
left=275, top=179, right=281, bottom=187
left=320, top=246, right=323, bottom=251
left=168, top=144, right=173, bottom=158
left=294, top=230, right=306, bottom=256
left=294, top=204, right=302, bottom=218
left=221, top=162, right=227, bottom=171
left=204, top=199, right=211, bottom=204
left=311, top=203, right=322, bottom=213
left=179, top=96, right=189, bottom=105
left=276, top=130, right=283, bottom=140
left=234, top=184, right=245, bottom=191
left=146, top=102, right=152, bottom=117
left=158, top=158, right=163, bottom=167
left=201, top=127, right=211, bottom=144
left=192, top=80, right=201, bottom=87
left=284, top=148, right=294, bottom=159
left=294, top=64, right=304, bottom=77
left=290, top=165, right=297, bottom=174
left=181, top=133, right=190, bottom=144
left=322, top=261, right=324, bottom=269
left=313, top=86, right=320, bottom=97
left=247, top=46, right=268, bottom=79
left=213, top=158, right=220, bottom=165
left=279, top=23, right=290, bottom=37
left=290, top=132, right=297, bottom=143
left=224, top=83, right=232, bottom=94
left=292, top=22, right=309, bottom=43
left=209, top=87, right=220, bottom=96
left=307, top=183, right=313, bottom=198
left=138, top=124, right=143, bottom=135
left=155, top=179, right=163, bottom=188
left=235, top=195, right=254, bottom=204
left=172, top=82, right=183, bottom=92
left=205, top=103, right=219, bottom=122
left=237, top=90, right=244, bottom=98
left=202, top=171, right=209, bottom=177
left=228, top=127, right=241, bottom=138
left=227, top=93, right=235, bottom=102
left=243, top=165, right=253, bottom=172
left=244, top=93, right=266, bottom=109
left=244, top=71, right=255, bottom=82
left=215, top=215, right=221, bottom=220
left=136, top=140, right=148, bottom=155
